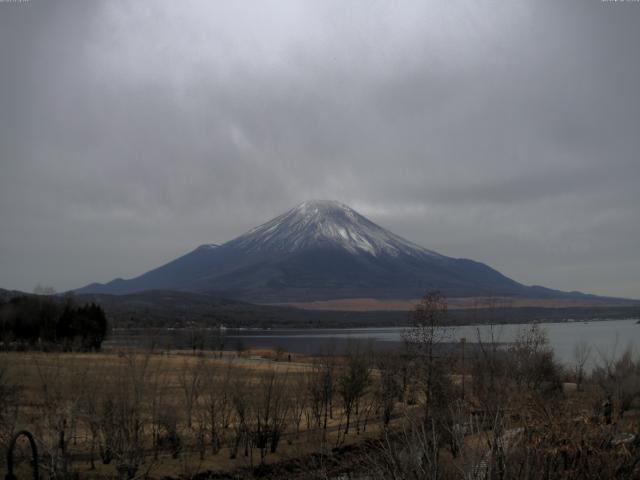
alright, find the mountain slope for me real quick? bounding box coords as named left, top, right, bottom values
left=76, top=200, right=594, bottom=301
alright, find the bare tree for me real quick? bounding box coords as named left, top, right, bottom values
left=403, top=291, right=451, bottom=419
left=573, top=341, right=591, bottom=392
left=157, top=409, right=182, bottom=459
left=201, top=357, right=234, bottom=455
left=78, top=365, right=107, bottom=469
left=471, top=319, right=512, bottom=480
left=472, top=323, right=508, bottom=412
left=229, top=374, right=250, bottom=460
left=289, top=372, right=309, bottom=439
left=337, top=344, right=371, bottom=437
left=210, top=326, right=227, bottom=357
left=308, top=356, right=335, bottom=441
left=375, top=354, right=402, bottom=428
left=33, top=354, right=86, bottom=478
left=147, top=356, right=169, bottom=460
left=178, top=356, right=204, bottom=429
left=368, top=416, right=442, bottom=480
left=108, top=352, right=152, bottom=479
left=508, top=324, right=560, bottom=392
left=593, top=346, right=640, bottom=420
left=251, top=368, right=290, bottom=461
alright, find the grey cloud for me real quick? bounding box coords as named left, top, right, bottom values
left=0, top=0, right=638, bottom=298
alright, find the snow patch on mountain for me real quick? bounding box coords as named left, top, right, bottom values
left=227, top=200, right=443, bottom=258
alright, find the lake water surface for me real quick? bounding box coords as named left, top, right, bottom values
left=110, top=319, right=640, bottom=368
left=221, top=319, right=640, bottom=367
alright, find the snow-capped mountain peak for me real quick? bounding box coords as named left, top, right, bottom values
left=75, top=200, right=593, bottom=302
left=227, top=200, right=441, bottom=258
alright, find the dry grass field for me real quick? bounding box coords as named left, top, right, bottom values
left=2, top=316, right=640, bottom=480
left=0, top=347, right=404, bottom=479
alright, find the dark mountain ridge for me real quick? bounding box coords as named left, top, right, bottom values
left=2, top=288, right=637, bottom=329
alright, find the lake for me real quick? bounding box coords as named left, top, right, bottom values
left=221, top=319, right=640, bottom=366
left=110, top=318, right=640, bottom=368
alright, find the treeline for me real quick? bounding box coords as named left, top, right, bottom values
left=0, top=295, right=108, bottom=351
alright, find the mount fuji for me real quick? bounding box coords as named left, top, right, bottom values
left=76, top=200, right=592, bottom=302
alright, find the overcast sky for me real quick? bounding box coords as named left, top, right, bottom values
left=1, top=0, right=639, bottom=298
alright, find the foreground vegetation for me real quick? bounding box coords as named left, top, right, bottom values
left=0, top=293, right=639, bottom=479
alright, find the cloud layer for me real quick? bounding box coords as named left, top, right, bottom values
left=1, top=0, right=639, bottom=297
